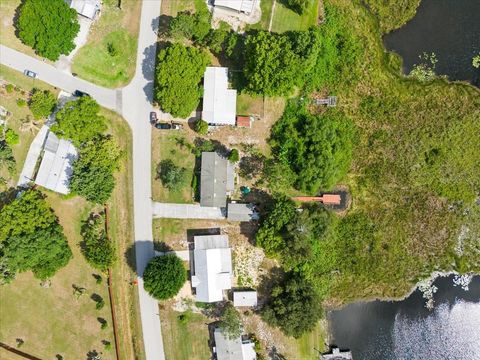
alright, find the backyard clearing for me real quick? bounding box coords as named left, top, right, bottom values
left=72, top=0, right=141, bottom=87
left=270, top=0, right=322, bottom=33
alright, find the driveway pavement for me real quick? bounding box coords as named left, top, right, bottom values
left=152, top=202, right=226, bottom=220
left=1, top=1, right=165, bottom=358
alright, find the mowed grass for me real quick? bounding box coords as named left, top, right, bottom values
left=271, top=0, right=320, bottom=33
left=247, top=0, right=275, bottom=31
left=0, top=193, right=116, bottom=359
left=160, top=306, right=211, bottom=360
left=0, top=65, right=59, bottom=183
left=72, top=0, right=141, bottom=88
left=151, top=132, right=195, bottom=204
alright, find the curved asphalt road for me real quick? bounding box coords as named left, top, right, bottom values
left=0, top=1, right=165, bottom=359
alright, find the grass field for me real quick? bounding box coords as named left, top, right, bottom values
left=271, top=0, right=320, bottom=33
left=151, top=132, right=196, bottom=204
left=160, top=306, right=211, bottom=360
left=71, top=0, right=141, bottom=88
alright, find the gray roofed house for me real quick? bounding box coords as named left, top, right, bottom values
left=191, top=235, right=232, bottom=303
left=227, top=203, right=258, bottom=222
left=200, top=152, right=235, bottom=208
left=233, top=290, right=257, bottom=307
left=214, top=328, right=257, bottom=360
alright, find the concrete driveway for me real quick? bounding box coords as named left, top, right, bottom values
left=152, top=202, right=226, bottom=219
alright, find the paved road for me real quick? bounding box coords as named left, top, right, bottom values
left=1, top=1, right=165, bottom=359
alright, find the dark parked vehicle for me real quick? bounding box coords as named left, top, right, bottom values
left=150, top=111, right=158, bottom=124
left=73, top=90, right=90, bottom=97
left=154, top=122, right=172, bottom=130
left=23, top=69, right=37, bottom=78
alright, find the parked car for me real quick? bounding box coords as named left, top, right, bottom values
left=23, top=70, right=37, bottom=78
left=154, top=122, right=172, bottom=130
left=171, top=122, right=183, bottom=130
left=73, top=90, right=90, bottom=97
left=150, top=111, right=158, bottom=124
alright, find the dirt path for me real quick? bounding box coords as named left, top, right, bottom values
left=268, top=0, right=277, bottom=32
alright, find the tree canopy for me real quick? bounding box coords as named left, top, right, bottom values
left=51, top=97, right=107, bottom=146
left=154, top=43, right=210, bottom=118
left=0, top=189, right=71, bottom=282
left=16, top=0, right=80, bottom=60
left=219, top=303, right=242, bottom=340
left=70, top=135, right=122, bottom=204
left=168, top=9, right=211, bottom=43
left=29, top=89, right=56, bottom=119
left=269, top=102, right=355, bottom=193
left=143, top=254, right=187, bottom=300
left=262, top=272, right=321, bottom=338
left=157, top=159, right=187, bottom=191
left=281, top=0, right=310, bottom=14
left=81, top=212, right=116, bottom=271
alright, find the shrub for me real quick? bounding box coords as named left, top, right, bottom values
left=81, top=213, right=116, bottom=271
left=103, top=341, right=112, bottom=351
left=29, top=89, right=56, bottom=119
left=143, top=254, right=187, bottom=300
left=157, top=159, right=187, bottom=191
left=16, top=99, right=27, bottom=107
left=5, top=84, right=14, bottom=93
left=5, top=129, right=19, bottom=146
left=194, top=119, right=208, bottom=135
left=228, top=149, right=240, bottom=163
left=95, top=298, right=105, bottom=310
left=101, top=321, right=108, bottom=330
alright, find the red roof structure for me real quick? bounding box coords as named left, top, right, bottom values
left=292, top=194, right=341, bottom=205
left=236, top=116, right=251, bottom=128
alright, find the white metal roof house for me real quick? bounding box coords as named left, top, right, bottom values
left=214, top=328, right=257, bottom=360
left=202, top=67, right=237, bottom=126
left=214, top=0, right=256, bottom=14
left=192, top=235, right=232, bottom=303
left=66, top=0, right=101, bottom=20
left=200, top=152, right=235, bottom=208
left=35, top=131, right=77, bottom=195
left=233, top=290, right=258, bottom=307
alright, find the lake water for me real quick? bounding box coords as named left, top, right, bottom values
left=383, top=0, right=480, bottom=86
left=327, top=275, right=480, bottom=360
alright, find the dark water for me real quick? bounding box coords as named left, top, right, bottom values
left=383, top=0, right=480, bottom=86
left=328, top=275, right=480, bottom=360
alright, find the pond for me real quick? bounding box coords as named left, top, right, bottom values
left=383, top=0, right=480, bottom=86
left=327, top=275, right=480, bottom=360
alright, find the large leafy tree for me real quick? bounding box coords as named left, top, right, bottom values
left=143, top=255, right=186, bottom=300
left=0, top=189, right=71, bottom=282
left=156, top=159, right=187, bottom=191
left=219, top=303, right=242, bottom=340
left=16, top=0, right=80, bottom=61
left=168, top=9, right=211, bottom=42
left=270, top=103, right=355, bottom=193
left=154, top=43, right=210, bottom=118
left=51, top=97, right=107, bottom=146
left=29, top=89, right=56, bottom=119
left=70, top=135, right=122, bottom=204
left=81, top=212, right=116, bottom=271
left=262, top=272, right=321, bottom=338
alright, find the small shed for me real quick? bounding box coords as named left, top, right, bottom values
left=67, top=0, right=101, bottom=20
left=214, top=0, right=256, bottom=14
left=321, top=347, right=352, bottom=360
left=236, top=116, right=251, bottom=128
left=233, top=290, right=257, bottom=307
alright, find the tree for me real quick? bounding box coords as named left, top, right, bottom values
left=205, top=28, right=228, bottom=53
left=270, top=102, right=355, bottom=193
left=0, top=141, right=16, bottom=175
left=143, top=254, right=186, bottom=300
left=263, top=159, right=295, bottom=193
left=51, top=97, right=107, bottom=146
left=256, top=196, right=297, bottom=257
left=157, top=159, right=187, bottom=191
left=282, top=0, right=310, bottom=14
left=194, top=119, right=209, bottom=135
left=228, top=149, right=240, bottom=163
left=70, top=135, right=122, bottom=203
left=29, top=89, right=56, bottom=119
left=168, top=9, right=211, bottom=42
left=262, top=272, right=321, bottom=338
left=473, top=54, right=480, bottom=68
left=154, top=43, right=210, bottom=118
left=16, top=0, right=80, bottom=60
left=81, top=213, right=116, bottom=271
left=219, top=303, right=242, bottom=340
left=0, top=189, right=71, bottom=282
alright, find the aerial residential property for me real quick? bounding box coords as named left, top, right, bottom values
left=1, top=0, right=479, bottom=359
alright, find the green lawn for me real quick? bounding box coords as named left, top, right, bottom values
left=247, top=0, right=275, bottom=31
left=151, top=132, right=196, bottom=204
left=71, top=0, right=141, bottom=88
left=271, top=0, right=320, bottom=33
left=160, top=307, right=211, bottom=360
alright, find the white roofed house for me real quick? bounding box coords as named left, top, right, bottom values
left=191, top=234, right=232, bottom=303
left=202, top=67, right=237, bottom=126
left=35, top=131, right=78, bottom=195
left=213, top=0, right=256, bottom=14
left=66, top=0, right=101, bottom=20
